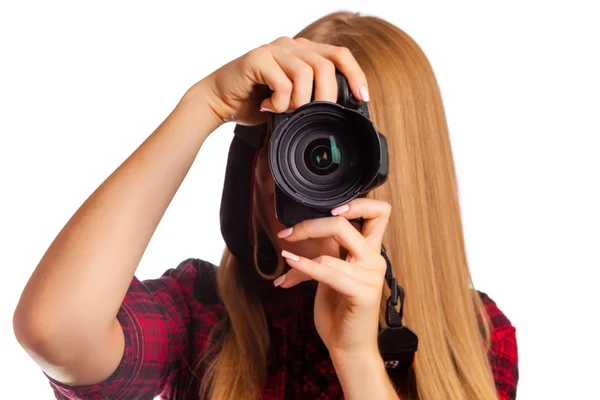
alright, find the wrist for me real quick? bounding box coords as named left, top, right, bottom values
left=330, top=345, right=380, bottom=366
left=181, top=79, right=226, bottom=130
left=331, top=348, right=383, bottom=371
left=331, top=350, right=398, bottom=400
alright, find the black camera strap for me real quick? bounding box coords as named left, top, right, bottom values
left=381, top=244, right=404, bottom=326
left=378, top=244, right=419, bottom=376
left=354, top=219, right=418, bottom=375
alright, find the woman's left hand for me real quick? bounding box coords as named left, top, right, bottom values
left=274, top=198, right=392, bottom=359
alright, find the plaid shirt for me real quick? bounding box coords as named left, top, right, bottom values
left=45, top=258, right=518, bottom=400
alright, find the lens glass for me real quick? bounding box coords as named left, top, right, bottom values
left=304, top=136, right=341, bottom=175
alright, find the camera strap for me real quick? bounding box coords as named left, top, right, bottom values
left=354, top=219, right=418, bottom=375
left=379, top=244, right=418, bottom=375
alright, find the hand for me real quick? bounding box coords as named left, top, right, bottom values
left=196, top=36, right=369, bottom=125
left=274, top=198, right=392, bottom=358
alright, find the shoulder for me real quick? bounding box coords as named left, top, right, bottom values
left=477, top=291, right=515, bottom=334
left=154, top=257, right=221, bottom=306
left=123, top=257, right=223, bottom=325
left=44, top=258, right=223, bottom=400
left=477, top=291, right=519, bottom=399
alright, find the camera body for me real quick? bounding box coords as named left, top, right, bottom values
left=268, top=72, right=389, bottom=227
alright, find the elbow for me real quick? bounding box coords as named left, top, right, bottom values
left=12, top=296, right=72, bottom=364
left=13, top=271, right=56, bottom=354
left=13, top=298, right=113, bottom=368
left=13, top=301, right=53, bottom=357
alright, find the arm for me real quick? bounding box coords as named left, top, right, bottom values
left=13, top=81, right=222, bottom=386
left=332, top=351, right=399, bottom=400
left=14, top=36, right=370, bottom=391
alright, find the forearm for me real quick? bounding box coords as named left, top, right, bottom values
left=14, top=81, right=222, bottom=342
left=332, top=351, right=399, bottom=400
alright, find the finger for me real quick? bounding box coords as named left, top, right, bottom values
left=279, top=251, right=363, bottom=299
left=275, top=268, right=311, bottom=288
left=295, top=38, right=369, bottom=102
left=270, top=37, right=338, bottom=103
left=287, top=47, right=337, bottom=102
left=275, top=254, right=350, bottom=288
left=271, top=49, right=314, bottom=111
left=278, top=216, right=370, bottom=261
left=246, top=46, right=293, bottom=113
left=330, top=198, right=392, bottom=251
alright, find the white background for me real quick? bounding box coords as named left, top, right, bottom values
left=1, top=1, right=598, bottom=398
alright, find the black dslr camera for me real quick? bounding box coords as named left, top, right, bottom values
left=268, top=72, right=389, bottom=227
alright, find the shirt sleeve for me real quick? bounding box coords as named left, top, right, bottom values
left=45, top=258, right=218, bottom=400
left=480, top=292, right=519, bottom=400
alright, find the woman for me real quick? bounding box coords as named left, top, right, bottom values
left=13, top=11, right=518, bottom=400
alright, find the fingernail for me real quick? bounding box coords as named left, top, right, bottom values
left=359, top=86, right=370, bottom=102
left=277, top=227, right=293, bottom=238
left=273, top=274, right=286, bottom=287
left=260, top=107, right=275, bottom=113
left=281, top=250, right=300, bottom=262
left=331, top=204, right=350, bottom=216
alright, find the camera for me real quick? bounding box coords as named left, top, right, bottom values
left=268, top=72, right=389, bottom=227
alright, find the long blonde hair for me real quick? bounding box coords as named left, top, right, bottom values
left=200, top=11, right=498, bottom=400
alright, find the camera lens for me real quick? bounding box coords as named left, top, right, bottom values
left=269, top=102, right=383, bottom=209
left=304, top=137, right=341, bottom=175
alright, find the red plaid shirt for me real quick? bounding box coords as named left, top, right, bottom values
left=45, top=258, right=518, bottom=399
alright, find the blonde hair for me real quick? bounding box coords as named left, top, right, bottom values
left=199, top=11, right=498, bottom=400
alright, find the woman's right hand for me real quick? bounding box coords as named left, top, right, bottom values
left=196, top=36, right=370, bottom=126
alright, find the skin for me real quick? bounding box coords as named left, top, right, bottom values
left=14, top=36, right=398, bottom=399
